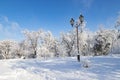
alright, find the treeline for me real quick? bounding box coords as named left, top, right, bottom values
left=0, top=14, right=120, bottom=59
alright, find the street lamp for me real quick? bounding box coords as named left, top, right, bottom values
left=70, top=14, right=84, bottom=62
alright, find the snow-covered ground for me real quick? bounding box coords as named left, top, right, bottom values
left=0, top=56, right=120, bottom=80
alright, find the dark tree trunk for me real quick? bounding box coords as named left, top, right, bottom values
left=68, top=52, right=71, bottom=57
left=33, top=50, right=37, bottom=58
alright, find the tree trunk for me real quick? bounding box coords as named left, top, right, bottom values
left=33, top=50, right=37, bottom=58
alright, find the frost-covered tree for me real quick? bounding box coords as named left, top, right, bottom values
left=115, top=13, right=120, bottom=39
left=111, top=13, right=120, bottom=54
left=80, top=31, right=95, bottom=56
left=78, top=30, right=89, bottom=56
left=61, top=30, right=76, bottom=56
left=115, top=13, right=120, bottom=29
left=13, top=40, right=30, bottom=59
left=60, top=29, right=93, bottom=57
left=0, top=40, right=16, bottom=59
left=23, top=29, right=43, bottom=58
left=38, top=31, right=58, bottom=58
left=93, top=28, right=117, bottom=55
left=55, top=41, right=66, bottom=57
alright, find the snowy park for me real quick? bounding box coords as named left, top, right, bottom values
left=0, top=0, right=120, bottom=80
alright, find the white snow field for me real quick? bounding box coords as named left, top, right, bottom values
left=0, top=56, right=120, bottom=80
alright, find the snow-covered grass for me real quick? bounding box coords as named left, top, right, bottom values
left=0, top=56, right=120, bottom=80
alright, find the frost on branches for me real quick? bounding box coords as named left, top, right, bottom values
left=0, top=40, right=17, bottom=59
left=0, top=14, right=120, bottom=60
left=37, top=31, right=59, bottom=58
left=22, top=29, right=43, bottom=58
left=93, top=28, right=118, bottom=55
left=61, top=30, right=76, bottom=57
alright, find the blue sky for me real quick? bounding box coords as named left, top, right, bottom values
left=0, top=0, right=120, bottom=40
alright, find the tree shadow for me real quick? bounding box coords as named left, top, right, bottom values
left=11, top=58, right=81, bottom=74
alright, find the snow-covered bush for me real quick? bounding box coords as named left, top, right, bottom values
left=81, top=57, right=91, bottom=68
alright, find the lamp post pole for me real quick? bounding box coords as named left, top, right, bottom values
left=70, top=14, right=84, bottom=62
left=76, top=26, right=80, bottom=61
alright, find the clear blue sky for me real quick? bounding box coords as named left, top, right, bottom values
left=0, top=0, right=120, bottom=40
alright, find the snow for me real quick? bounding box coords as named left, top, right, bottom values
left=0, top=56, right=120, bottom=80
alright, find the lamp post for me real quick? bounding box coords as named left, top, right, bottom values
left=70, top=14, right=84, bottom=62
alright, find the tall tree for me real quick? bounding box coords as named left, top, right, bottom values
left=38, top=31, right=58, bottom=58
left=23, top=29, right=43, bottom=58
